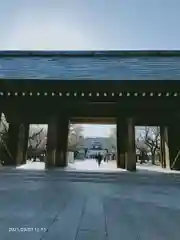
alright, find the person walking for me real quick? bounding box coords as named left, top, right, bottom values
left=97, top=153, right=102, bottom=167
left=104, top=152, right=108, bottom=163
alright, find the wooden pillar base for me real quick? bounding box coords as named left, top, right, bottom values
left=116, top=118, right=126, bottom=169
left=55, top=117, right=69, bottom=168
left=160, top=126, right=170, bottom=169
left=55, top=150, right=67, bottom=167
left=168, top=124, right=180, bottom=170
left=46, top=150, right=56, bottom=168
left=117, top=153, right=126, bottom=169
left=22, top=124, right=29, bottom=164
left=4, top=123, right=19, bottom=165
left=126, top=153, right=136, bottom=171
left=3, top=123, right=28, bottom=166
left=126, top=118, right=136, bottom=172
left=46, top=117, right=57, bottom=168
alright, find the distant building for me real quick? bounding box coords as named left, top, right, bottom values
left=76, top=137, right=113, bottom=151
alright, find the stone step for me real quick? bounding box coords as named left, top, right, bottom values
left=1, top=169, right=180, bottom=185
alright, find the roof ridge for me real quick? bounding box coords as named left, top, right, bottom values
left=0, top=50, right=180, bottom=57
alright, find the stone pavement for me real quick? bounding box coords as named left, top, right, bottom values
left=15, top=158, right=180, bottom=174
left=0, top=167, right=180, bottom=240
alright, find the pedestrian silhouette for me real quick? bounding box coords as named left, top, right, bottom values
left=96, top=153, right=102, bottom=166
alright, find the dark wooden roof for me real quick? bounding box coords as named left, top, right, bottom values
left=0, top=50, right=180, bottom=57
left=0, top=51, right=180, bottom=80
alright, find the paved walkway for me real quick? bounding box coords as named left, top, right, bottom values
left=15, top=159, right=180, bottom=174
left=0, top=161, right=180, bottom=239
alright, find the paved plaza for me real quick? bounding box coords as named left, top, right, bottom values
left=0, top=160, right=180, bottom=239
left=17, top=158, right=180, bottom=174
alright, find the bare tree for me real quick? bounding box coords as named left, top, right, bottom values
left=68, top=124, right=84, bottom=151
left=0, top=114, right=11, bottom=163
left=28, top=125, right=47, bottom=159
left=107, top=125, right=160, bottom=165
left=136, top=138, right=149, bottom=154
left=0, top=113, right=48, bottom=162
left=28, top=128, right=44, bottom=149
left=108, top=127, right=117, bottom=151
left=0, top=113, right=8, bottom=137
left=136, top=127, right=160, bottom=165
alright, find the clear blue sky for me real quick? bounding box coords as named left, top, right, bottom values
left=1, top=0, right=179, bottom=136
left=0, top=0, right=179, bottom=50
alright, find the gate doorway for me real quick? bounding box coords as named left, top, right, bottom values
left=67, top=118, right=117, bottom=171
